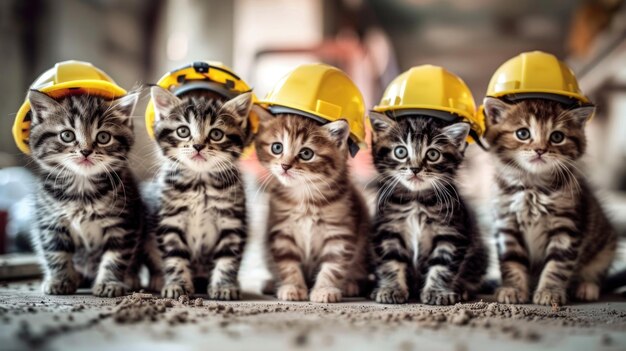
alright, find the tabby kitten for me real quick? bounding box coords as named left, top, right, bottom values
left=28, top=90, right=142, bottom=297
left=368, top=113, right=488, bottom=305
left=149, top=86, right=253, bottom=300
left=483, top=98, right=617, bottom=305
left=255, top=114, right=369, bottom=303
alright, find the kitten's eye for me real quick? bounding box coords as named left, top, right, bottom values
left=60, top=130, right=75, bottom=143
left=550, top=131, right=565, bottom=144
left=394, top=146, right=408, bottom=159
left=515, top=128, right=531, bottom=140
left=209, top=129, right=224, bottom=141
left=176, top=126, right=191, bottom=138
left=426, top=149, right=440, bottom=162
left=96, top=131, right=111, bottom=144
left=299, top=147, right=314, bottom=161
left=271, top=142, right=283, bottom=155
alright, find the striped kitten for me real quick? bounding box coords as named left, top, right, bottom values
left=369, top=113, right=488, bottom=305
left=483, top=98, right=617, bottom=305
left=148, top=87, right=252, bottom=300
left=255, top=114, right=370, bottom=303
left=27, top=90, right=142, bottom=297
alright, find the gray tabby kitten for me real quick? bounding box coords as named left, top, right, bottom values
left=148, top=87, right=253, bottom=300
left=369, top=113, right=488, bottom=305
left=255, top=114, right=370, bottom=303
left=483, top=98, right=617, bottom=305
left=27, top=90, right=142, bottom=297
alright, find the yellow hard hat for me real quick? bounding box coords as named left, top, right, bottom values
left=13, top=60, right=127, bottom=154
left=478, top=51, right=590, bottom=119
left=373, top=65, right=482, bottom=143
left=145, top=61, right=259, bottom=139
left=258, top=63, right=366, bottom=156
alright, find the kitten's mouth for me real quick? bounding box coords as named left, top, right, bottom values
left=529, top=156, right=547, bottom=164
left=77, top=158, right=94, bottom=166
left=280, top=170, right=293, bottom=178
left=409, top=175, right=424, bottom=182
left=191, top=153, right=207, bottom=162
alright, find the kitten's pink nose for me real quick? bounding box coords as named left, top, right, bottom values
left=281, top=164, right=292, bottom=171
left=534, top=148, right=546, bottom=155
left=80, top=149, right=92, bottom=157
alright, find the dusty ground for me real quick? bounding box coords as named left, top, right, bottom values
left=1, top=281, right=625, bottom=351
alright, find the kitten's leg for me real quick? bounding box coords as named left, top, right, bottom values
left=533, top=227, right=581, bottom=306
left=92, top=223, right=138, bottom=297
left=372, top=229, right=410, bottom=304
left=269, top=229, right=308, bottom=301
left=310, top=230, right=362, bottom=303
left=207, top=226, right=246, bottom=301
left=495, top=228, right=531, bottom=304
left=158, top=223, right=194, bottom=299
left=37, top=223, right=80, bottom=295
left=420, top=233, right=466, bottom=305
left=575, top=242, right=615, bottom=301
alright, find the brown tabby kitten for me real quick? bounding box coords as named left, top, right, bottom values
left=255, top=114, right=369, bottom=303
left=483, top=97, right=617, bottom=305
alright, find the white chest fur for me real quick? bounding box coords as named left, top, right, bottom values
left=403, top=204, right=428, bottom=268
left=508, top=189, right=551, bottom=264
left=182, top=191, right=219, bottom=259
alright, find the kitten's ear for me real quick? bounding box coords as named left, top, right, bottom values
left=221, top=92, right=253, bottom=127
left=567, top=105, right=595, bottom=126
left=368, top=111, right=395, bottom=133
left=483, top=97, right=512, bottom=125
left=252, top=105, right=274, bottom=125
left=323, top=119, right=350, bottom=149
left=109, top=92, right=139, bottom=125
left=27, top=90, right=62, bottom=123
left=151, top=86, right=180, bottom=120
left=441, top=122, right=471, bottom=150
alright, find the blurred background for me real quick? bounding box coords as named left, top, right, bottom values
left=0, top=0, right=625, bottom=279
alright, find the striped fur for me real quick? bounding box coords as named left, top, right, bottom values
left=27, top=90, right=143, bottom=297
left=146, top=87, right=252, bottom=300
left=255, top=114, right=370, bottom=303
left=369, top=113, right=488, bottom=305
left=483, top=98, right=617, bottom=305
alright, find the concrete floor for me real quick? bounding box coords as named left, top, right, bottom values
left=1, top=281, right=625, bottom=351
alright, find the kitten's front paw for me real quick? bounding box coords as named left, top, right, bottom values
left=575, top=282, right=600, bottom=302
left=310, top=287, right=342, bottom=303
left=276, top=284, right=308, bottom=301
left=92, top=281, right=128, bottom=297
left=42, top=277, right=79, bottom=295
left=161, top=283, right=193, bottom=299
left=421, top=288, right=460, bottom=305
left=533, top=288, right=567, bottom=306
left=495, top=287, right=529, bottom=304
left=373, top=287, right=408, bottom=304
left=208, top=285, right=241, bottom=301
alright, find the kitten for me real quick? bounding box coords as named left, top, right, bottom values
left=483, top=98, right=617, bottom=305
left=255, top=114, right=370, bottom=303
left=368, top=112, right=488, bottom=305
left=27, top=90, right=142, bottom=297
left=148, top=86, right=253, bottom=300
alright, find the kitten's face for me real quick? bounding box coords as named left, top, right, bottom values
left=483, top=98, right=594, bottom=175
left=151, top=87, right=253, bottom=173
left=255, top=115, right=350, bottom=187
left=27, top=91, right=138, bottom=177
left=369, top=113, right=470, bottom=193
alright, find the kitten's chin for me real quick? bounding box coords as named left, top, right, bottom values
left=399, top=176, right=430, bottom=192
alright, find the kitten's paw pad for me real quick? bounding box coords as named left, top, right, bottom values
left=495, top=287, right=529, bottom=304
left=343, top=281, right=360, bottom=297
left=276, top=285, right=308, bottom=301
left=373, top=287, right=408, bottom=304
left=93, top=282, right=128, bottom=298
left=421, top=289, right=460, bottom=305
left=161, top=284, right=192, bottom=299
left=208, top=285, right=241, bottom=301
left=310, top=287, right=342, bottom=303
left=533, top=288, right=567, bottom=306
left=42, top=278, right=78, bottom=295
left=575, top=282, right=600, bottom=301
